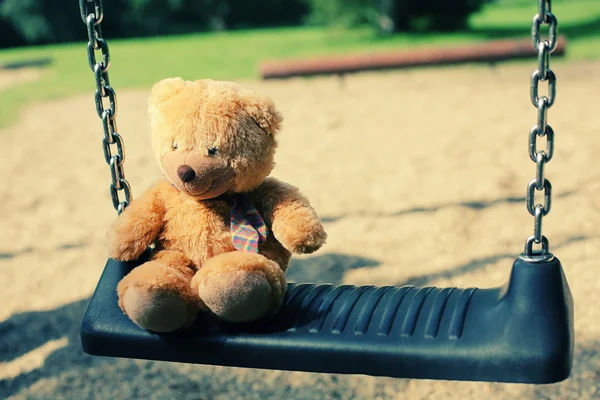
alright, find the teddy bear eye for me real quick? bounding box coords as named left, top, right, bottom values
left=208, top=147, right=218, bottom=156
left=172, top=141, right=178, bottom=150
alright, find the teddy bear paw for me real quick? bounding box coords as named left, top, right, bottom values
left=272, top=215, right=327, bottom=255
left=196, top=270, right=274, bottom=323
left=293, top=234, right=326, bottom=254
left=120, top=286, right=198, bottom=333
left=122, top=287, right=197, bottom=332
left=289, top=225, right=328, bottom=255
left=117, top=260, right=199, bottom=332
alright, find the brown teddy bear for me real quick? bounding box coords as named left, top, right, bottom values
left=107, top=78, right=327, bottom=332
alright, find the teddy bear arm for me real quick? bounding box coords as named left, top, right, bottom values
left=107, top=183, right=166, bottom=261
left=254, top=178, right=327, bottom=255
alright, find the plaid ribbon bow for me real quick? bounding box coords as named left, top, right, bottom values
left=230, top=194, right=269, bottom=252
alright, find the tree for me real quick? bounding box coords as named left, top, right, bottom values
left=306, top=0, right=486, bottom=33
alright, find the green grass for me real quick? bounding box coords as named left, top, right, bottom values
left=1, top=0, right=600, bottom=128
left=470, top=0, right=600, bottom=59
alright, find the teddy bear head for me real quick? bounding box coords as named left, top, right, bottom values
left=147, top=78, right=283, bottom=198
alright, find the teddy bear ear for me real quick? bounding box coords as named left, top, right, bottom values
left=148, top=77, right=188, bottom=116
left=241, top=94, right=284, bottom=136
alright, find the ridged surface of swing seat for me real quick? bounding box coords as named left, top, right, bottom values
left=80, top=254, right=573, bottom=384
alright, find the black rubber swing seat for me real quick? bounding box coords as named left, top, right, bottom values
left=80, top=252, right=574, bottom=384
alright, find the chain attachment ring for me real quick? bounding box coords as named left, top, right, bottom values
left=521, top=235, right=554, bottom=263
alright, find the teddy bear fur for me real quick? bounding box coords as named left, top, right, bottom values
left=107, top=78, right=327, bottom=332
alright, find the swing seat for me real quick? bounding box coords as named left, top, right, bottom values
left=80, top=252, right=573, bottom=384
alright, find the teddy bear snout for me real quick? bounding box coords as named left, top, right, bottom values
left=177, top=165, right=196, bottom=182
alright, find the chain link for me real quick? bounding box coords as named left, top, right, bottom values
left=523, top=0, right=558, bottom=258
left=530, top=70, right=556, bottom=108
left=80, top=0, right=103, bottom=24
left=79, top=0, right=131, bottom=214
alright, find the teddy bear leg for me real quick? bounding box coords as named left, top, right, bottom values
left=191, top=252, right=287, bottom=323
left=117, top=250, right=200, bottom=332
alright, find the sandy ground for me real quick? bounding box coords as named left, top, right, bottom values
left=1, top=60, right=599, bottom=399
left=0, top=68, right=42, bottom=91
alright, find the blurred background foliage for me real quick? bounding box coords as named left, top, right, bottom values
left=0, top=0, right=488, bottom=48
left=307, top=0, right=486, bottom=34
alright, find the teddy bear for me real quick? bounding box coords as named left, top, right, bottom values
left=107, top=77, right=327, bottom=333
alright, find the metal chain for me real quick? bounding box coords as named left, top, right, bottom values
left=523, top=0, right=558, bottom=259
left=79, top=0, right=132, bottom=215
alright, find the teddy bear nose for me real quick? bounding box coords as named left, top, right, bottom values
left=177, top=165, right=196, bottom=182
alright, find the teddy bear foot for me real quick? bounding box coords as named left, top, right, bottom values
left=192, top=252, right=287, bottom=323
left=121, top=286, right=198, bottom=332
left=117, top=261, right=199, bottom=332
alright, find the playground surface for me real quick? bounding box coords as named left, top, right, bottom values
left=1, top=60, right=599, bottom=399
